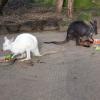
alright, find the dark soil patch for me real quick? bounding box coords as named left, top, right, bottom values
left=0, top=7, right=68, bottom=34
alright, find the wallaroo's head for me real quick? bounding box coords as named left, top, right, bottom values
left=90, top=19, right=98, bottom=35
left=3, top=36, right=14, bottom=51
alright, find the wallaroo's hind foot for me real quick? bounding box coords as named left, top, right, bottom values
left=75, top=37, right=80, bottom=46
left=66, top=38, right=70, bottom=42
left=76, top=41, right=81, bottom=46
left=76, top=43, right=80, bottom=46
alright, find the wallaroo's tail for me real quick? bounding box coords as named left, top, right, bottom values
left=44, top=39, right=67, bottom=45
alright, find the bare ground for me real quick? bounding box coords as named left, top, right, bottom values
left=0, top=25, right=100, bottom=100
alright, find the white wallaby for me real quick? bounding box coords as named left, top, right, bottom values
left=3, top=33, right=41, bottom=61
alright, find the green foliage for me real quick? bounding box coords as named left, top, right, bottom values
left=74, top=0, right=93, bottom=9
left=31, top=0, right=55, bottom=5
left=5, top=54, right=13, bottom=60
left=63, top=0, right=99, bottom=9
left=30, top=0, right=100, bottom=9
left=92, top=0, right=100, bottom=7
left=63, top=0, right=67, bottom=7
left=44, top=0, right=55, bottom=5
left=77, top=12, right=93, bottom=23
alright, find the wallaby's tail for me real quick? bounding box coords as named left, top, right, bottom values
left=44, top=39, right=67, bottom=45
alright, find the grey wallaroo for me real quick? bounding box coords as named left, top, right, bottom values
left=44, top=19, right=98, bottom=46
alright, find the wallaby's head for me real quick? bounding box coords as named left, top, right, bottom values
left=3, top=36, right=14, bottom=51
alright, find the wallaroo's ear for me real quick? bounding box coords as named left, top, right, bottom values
left=92, top=18, right=97, bottom=23
left=4, top=36, right=8, bottom=41
left=90, top=21, right=93, bottom=26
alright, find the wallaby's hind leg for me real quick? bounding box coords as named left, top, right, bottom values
left=66, top=32, right=70, bottom=42
left=20, top=49, right=31, bottom=61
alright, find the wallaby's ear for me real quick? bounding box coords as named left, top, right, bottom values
left=94, top=19, right=97, bottom=24
left=4, top=36, right=8, bottom=41
left=10, top=37, right=14, bottom=42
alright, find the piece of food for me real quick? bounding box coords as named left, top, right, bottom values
left=95, top=46, right=100, bottom=51
left=0, top=51, right=14, bottom=63
left=4, top=54, right=13, bottom=60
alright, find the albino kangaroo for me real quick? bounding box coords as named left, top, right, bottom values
left=3, top=33, right=41, bottom=61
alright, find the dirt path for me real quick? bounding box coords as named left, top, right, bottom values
left=0, top=30, right=100, bottom=100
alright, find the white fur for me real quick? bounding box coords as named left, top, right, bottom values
left=3, top=33, right=41, bottom=61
